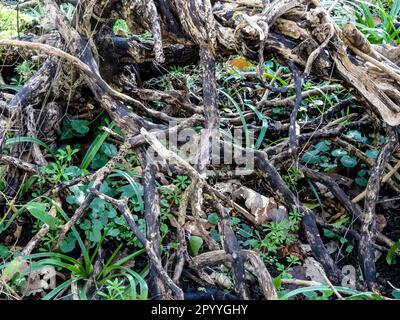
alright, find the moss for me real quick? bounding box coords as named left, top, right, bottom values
left=0, top=4, right=33, bottom=40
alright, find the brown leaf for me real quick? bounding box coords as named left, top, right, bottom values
left=233, top=186, right=288, bottom=225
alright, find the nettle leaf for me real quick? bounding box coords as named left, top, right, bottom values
left=331, top=149, right=348, bottom=157
left=340, top=155, right=358, bottom=168
left=106, top=228, right=120, bottom=237
left=90, top=197, right=107, bottom=213
left=208, top=213, right=219, bottom=225
left=26, top=202, right=59, bottom=229
left=70, top=119, right=90, bottom=134
left=366, top=149, right=379, bottom=159
left=107, top=206, right=117, bottom=219
left=114, top=216, right=126, bottom=226
left=89, top=219, right=103, bottom=242
left=101, top=143, right=118, bottom=158
left=99, top=181, right=113, bottom=196
left=80, top=219, right=92, bottom=231
left=302, top=150, right=321, bottom=164
left=189, top=236, right=203, bottom=256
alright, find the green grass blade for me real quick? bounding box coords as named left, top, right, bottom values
left=110, top=169, right=144, bottom=213
left=219, top=89, right=251, bottom=148
left=80, top=122, right=115, bottom=170
left=5, top=137, right=54, bottom=157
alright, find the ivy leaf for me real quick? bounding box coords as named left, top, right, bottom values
left=210, top=229, right=220, bottom=242
left=26, top=202, right=59, bottom=229
left=366, top=149, right=379, bottom=159
left=207, top=213, right=219, bottom=225
left=70, top=119, right=90, bottom=134
left=302, top=150, right=321, bottom=164
left=323, top=229, right=337, bottom=239
left=314, top=140, right=331, bottom=152
left=107, top=206, right=117, bottom=219
left=355, top=177, right=368, bottom=187
left=331, top=149, right=348, bottom=157
left=91, top=153, right=109, bottom=169
left=189, top=236, right=203, bottom=256
left=101, top=143, right=118, bottom=158
left=340, top=155, right=358, bottom=168
left=346, top=130, right=368, bottom=143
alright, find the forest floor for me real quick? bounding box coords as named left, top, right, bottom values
left=1, top=0, right=400, bottom=301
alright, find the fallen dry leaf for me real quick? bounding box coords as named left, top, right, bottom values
left=233, top=186, right=288, bottom=225
left=24, top=266, right=56, bottom=296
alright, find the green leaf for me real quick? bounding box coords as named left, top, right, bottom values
left=89, top=219, right=103, bottom=243
left=102, top=143, right=118, bottom=158
left=80, top=122, right=115, bottom=170
left=113, top=19, right=131, bottom=35
left=210, top=229, right=221, bottom=242
left=6, top=137, right=53, bottom=157
left=0, top=244, right=9, bottom=258
left=355, top=177, right=368, bottom=187
left=392, top=289, right=400, bottom=299
left=323, top=229, right=337, bottom=239
left=90, top=197, right=107, bottom=213
left=91, top=153, right=109, bottom=169
left=25, top=202, right=59, bottom=229
left=274, top=276, right=282, bottom=290
left=302, top=150, right=321, bottom=164
left=71, top=119, right=90, bottom=134
left=219, top=89, right=251, bottom=148
left=366, top=149, right=379, bottom=159
left=111, top=169, right=144, bottom=213
left=60, top=232, right=77, bottom=253
left=207, top=213, right=219, bottom=225
left=314, top=140, right=331, bottom=152
left=346, top=130, right=367, bottom=143
left=340, top=155, right=358, bottom=168
left=189, top=236, right=203, bottom=256
left=1, top=257, right=27, bottom=282
left=345, top=245, right=354, bottom=254
left=331, top=149, right=347, bottom=157
left=386, top=240, right=400, bottom=265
